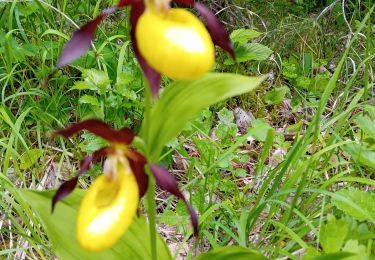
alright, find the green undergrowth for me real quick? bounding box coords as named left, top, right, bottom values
left=1, top=0, right=374, bottom=259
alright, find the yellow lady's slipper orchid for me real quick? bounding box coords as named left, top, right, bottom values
left=77, top=159, right=139, bottom=251
left=52, top=110, right=198, bottom=252
left=136, top=8, right=215, bottom=80
left=54, top=0, right=234, bottom=95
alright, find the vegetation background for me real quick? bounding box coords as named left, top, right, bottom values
left=0, top=0, right=374, bottom=259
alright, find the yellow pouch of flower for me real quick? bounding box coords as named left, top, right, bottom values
left=76, top=164, right=139, bottom=252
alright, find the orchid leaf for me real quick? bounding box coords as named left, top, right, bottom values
left=17, top=189, right=172, bottom=260
left=355, top=115, right=375, bottom=140
left=305, top=252, right=355, bottom=260
left=142, top=73, right=266, bottom=158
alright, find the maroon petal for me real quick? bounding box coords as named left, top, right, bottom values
left=130, top=2, right=161, bottom=97
left=117, top=128, right=136, bottom=143
left=194, top=3, right=235, bottom=59
left=51, top=177, right=78, bottom=212
left=43, top=71, right=57, bottom=86
left=79, top=154, right=95, bottom=174
left=51, top=147, right=112, bottom=212
left=127, top=150, right=148, bottom=198
left=118, top=0, right=138, bottom=8
left=150, top=164, right=198, bottom=236
left=173, top=0, right=194, bottom=7
left=55, top=119, right=135, bottom=145
left=57, top=6, right=117, bottom=68
left=80, top=147, right=115, bottom=174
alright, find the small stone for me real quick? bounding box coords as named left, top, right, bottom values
left=234, top=108, right=255, bottom=134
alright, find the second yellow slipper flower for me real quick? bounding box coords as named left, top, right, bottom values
left=54, top=0, right=234, bottom=95
left=76, top=159, right=139, bottom=252
left=136, top=8, right=215, bottom=80
left=53, top=120, right=198, bottom=253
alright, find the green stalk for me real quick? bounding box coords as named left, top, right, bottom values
left=146, top=167, right=158, bottom=260
left=143, top=83, right=158, bottom=260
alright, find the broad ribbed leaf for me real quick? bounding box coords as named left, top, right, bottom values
left=141, top=73, right=266, bottom=158
left=225, top=43, right=272, bottom=65
left=355, top=115, right=375, bottom=140
left=319, top=215, right=348, bottom=253
left=332, top=188, right=375, bottom=222
left=342, top=143, right=375, bottom=169
left=195, top=246, right=268, bottom=260
left=230, top=29, right=261, bottom=43
left=17, top=189, right=171, bottom=260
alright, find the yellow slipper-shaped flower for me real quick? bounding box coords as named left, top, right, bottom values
left=76, top=163, right=139, bottom=252
left=54, top=0, right=234, bottom=95
left=136, top=8, right=215, bottom=80
left=53, top=120, right=199, bottom=252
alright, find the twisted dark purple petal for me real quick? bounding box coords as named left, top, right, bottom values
left=127, top=150, right=148, bottom=198
left=194, top=3, right=235, bottom=59
left=118, top=0, right=139, bottom=7
left=150, top=164, right=198, bottom=236
left=51, top=177, right=79, bottom=213
left=44, top=1, right=136, bottom=85
left=130, top=2, right=161, bottom=97
left=57, top=6, right=118, bottom=68
left=173, top=0, right=194, bottom=7
left=51, top=147, right=113, bottom=212
left=55, top=119, right=135, bottom=145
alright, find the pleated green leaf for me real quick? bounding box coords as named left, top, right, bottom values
left=332, top=188, right=375, bottom=222
left=142, top=73, right=266, bottom=159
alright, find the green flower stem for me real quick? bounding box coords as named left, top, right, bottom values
left=144, top=83, right=158, bottom=260
left=146, top=167, right=158, bottom=260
